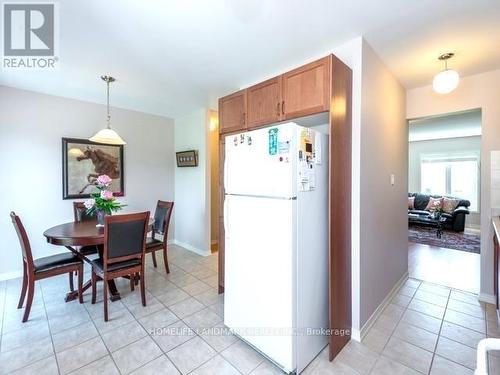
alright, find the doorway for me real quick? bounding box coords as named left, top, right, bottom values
left=407, top=109, right=481, bottom=293
left=209, top=110, right=219, bottom=253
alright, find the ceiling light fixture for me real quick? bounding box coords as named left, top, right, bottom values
left=432, top=53, right=459, bottom=94
left=89, top=76, right=126, bottom=145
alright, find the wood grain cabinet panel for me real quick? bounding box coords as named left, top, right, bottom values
left=282, top=56, right=331, bottom=120
left=247, top=77, right=282, bottom=127
left=219, top=90, right=247, bottom=134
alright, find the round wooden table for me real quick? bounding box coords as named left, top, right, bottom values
left=44, top=218, right=154, bottom=302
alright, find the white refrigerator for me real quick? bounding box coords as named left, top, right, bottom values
left=223, top=122, right=329, bottom=374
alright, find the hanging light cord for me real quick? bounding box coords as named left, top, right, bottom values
left=106, top=79, right=111, bottom=129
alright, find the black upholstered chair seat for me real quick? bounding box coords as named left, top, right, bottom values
left=146, top=237, right=163, bottom=249
left=90, top=258, right=141, bottom=273
left=34, top=253, right=82, bottom=274
left=78, top=245, right=99, bottom=255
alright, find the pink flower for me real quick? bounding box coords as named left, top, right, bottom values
left=100, top=190, right=114, bottom=200
left=96, top=175, right=112, bottom=187
left=84, top=199, right=95, bottom=209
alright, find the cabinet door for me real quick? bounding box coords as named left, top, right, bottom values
left=247, top=77, right=282, bottom=128
left=282, top=56, right=331, bottom=119
left=219, top=90, right=247, bottom=134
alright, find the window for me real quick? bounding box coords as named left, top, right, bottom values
left=421, top=155, right=479, bottom=211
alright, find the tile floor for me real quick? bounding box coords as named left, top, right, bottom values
left=0, top=245, right=499, bottom=374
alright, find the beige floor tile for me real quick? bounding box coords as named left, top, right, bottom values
left=111, top=336, right=162, bottom=374
left=56, top=336, right=108, bottom=374
left=201, top=276, right=219, bottom=288
left=310, top=358, right=360, bottom=374
left=408, top=298, right=445, bottom=319
left=101, top=320, right=147, bottom=352
left=52, top=321, right=99, bottom=353
left=435, top=336, right=476, bottom=370
left=490, top=354, right=500, bottom=374
left=413, top=290, right=448, bottom=307
left=449, top=290, right=480, bottom=306
left=156, top=288, right=191, bottom=307
left=362, top=326, right=391, bottom=354
left=335, top=340, right=378, bottom=375
left=92, top=307, right=136, bottom=334
left=151, top=320, right=195, bottom=352
left=370, top=355, right=420, bottom=375
left=405, top=279, right=422, bottom=289
left=0, top=320, right=50, bottom=352
left=391, top=293, right=412, bottom=308
left=169, top=297, right=205, bottom=319
left=69, top=355, right=120, bottom=375
left=192, top=354, right=240, bottom=374
left=418, top=283, right=451, bottom=297
left=168, top=336, right=217, bottom=374
left=0, top=336, right=54, bottom=373
left=429, top=355, right=473, bottom=375
left=440, top=321, right=485, bottom=348
left=250, top=360, right=285, bottom=375
left=138, top=308, right=179, bottom=333
left=444, top=309, right=486, bottom=333
left=371, top=312, right=400, bottom=334
left=401, top=309, right=442, bottom=334
left=221, top=340, right=265, bottom=374
left=181, top=281, right=212, bottom=296
left=382, top=304, right=405, bottom=319
left=193, top=289, right=222, bottom=307
left=447, top=298, right=485, bottom=319
left=130, top=355, right=180, bottom=375
left=382, top=336, right=433, bottom=374
left=199, top=322, right=238, bottom=352
left=182, top=307, right=222, bottom=330
left=126, top=297, right=165, bottom=319
left=398, top=286, right=417, bottom=298
left=10, top=355, right=59, bottom=375
left=393, top=321, right=438, bottom=352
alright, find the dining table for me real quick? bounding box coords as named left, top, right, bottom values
left=43, top=217, right=154, bottom=302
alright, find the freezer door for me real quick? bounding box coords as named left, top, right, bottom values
left=224, top=124, right=296, bottom=198
left=224, top=194, right=296, bottom=372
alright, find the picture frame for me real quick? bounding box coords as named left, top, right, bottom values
left=62, top=137, right=124, bottom=199
left=176, top=150, right=198, bottom=167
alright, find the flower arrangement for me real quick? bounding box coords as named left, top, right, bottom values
left=431, top=199, right=444, bottom=219
left=84, top=175, right=125, bottom=225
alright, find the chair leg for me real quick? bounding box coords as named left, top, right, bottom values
left=151, top=251, right=157, bottom=268
left=163, top=247, right=170, bottom=274
left=103, top=278, right=108, bottom=322
left=140, top=268, right=146, bottom=307
left=78, top=266, right=83, bottom=304
left=22, top=276, right=35, bottom=323
left=130, top=274, right=135, bottom=291
left=135, top=272, right=139, bottom=286
left=18, top=262, right=28, bottom=309
left=68, top=271, right=74, bottom=292
left=91, top=270, right=97, bottom=304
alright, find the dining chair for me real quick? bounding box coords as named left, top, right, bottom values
left=90, top=212, right=150, bottom=321
left=10, top=212, right=84, bottom=322
left=146, top=200, right=174, bottom=273
left=73, top=201, right=99, bottom=255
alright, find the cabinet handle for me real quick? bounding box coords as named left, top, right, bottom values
left=277, top=102, right=281, bottom=116
left=282, top=101, right=285, bottom=115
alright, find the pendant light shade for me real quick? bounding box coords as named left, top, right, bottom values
left=89, top=76, right=126, bottom=145
left=432, top=53, right=459, bottom=94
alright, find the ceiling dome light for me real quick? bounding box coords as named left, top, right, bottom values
left=89, top=76, right=127, bottom=145
left=432, top=53, right=459, bottom=94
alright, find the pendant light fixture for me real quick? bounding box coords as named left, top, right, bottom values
left=89, top=76, right=126, bottom=145
left=432, top=53, right=460, bottom=94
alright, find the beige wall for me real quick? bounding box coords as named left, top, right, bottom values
left=407, top=68, right=500, bottom=301
left=0, top=86, right=175, bottom=280
left=208, top=110, right=219, bottom=245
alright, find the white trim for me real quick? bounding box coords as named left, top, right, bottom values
left=172, top=239, right=210, bottom=257
left=351, top=272, right=409, bottom=342
left=478, top=293, right=496, bottom=305
left=0, top=271, right=22, bottom=281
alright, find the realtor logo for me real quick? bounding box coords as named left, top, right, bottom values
left=2, top=2, right=59, bottom=69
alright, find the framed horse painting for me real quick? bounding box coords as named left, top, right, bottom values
left=62, top=138, right=124, bottom=199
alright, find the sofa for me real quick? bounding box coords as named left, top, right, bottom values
left=408, top=193, right=470, bottom=232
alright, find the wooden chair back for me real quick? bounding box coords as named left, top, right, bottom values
left=103, top=212, right=150, bottom=270
left=73, top=202, right=94, bottom=222
left=153, top=201, right=174, bottom=240
left=10, top=212, right=34, bottom=268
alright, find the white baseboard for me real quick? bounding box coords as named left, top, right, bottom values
left=0, top=270, right=22, bottom=281
left=172, top=240, right=210, bottom=257
left=479, top=293, right=496, bottom=305
left=351, top=272, right=409, bottom=342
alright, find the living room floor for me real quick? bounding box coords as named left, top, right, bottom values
left=409, top=241, right=480, bottom=293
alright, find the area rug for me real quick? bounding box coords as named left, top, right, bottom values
left=408, top=225, right=480, bottom=254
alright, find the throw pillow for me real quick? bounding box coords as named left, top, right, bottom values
left=442, top=197, right=460, bottom=214
left=408, top=197, right=415, bottom=210
left=425, top=197, right=443, bottom=212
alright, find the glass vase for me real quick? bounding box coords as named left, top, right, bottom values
left=96, top=210, right=107, bottom=227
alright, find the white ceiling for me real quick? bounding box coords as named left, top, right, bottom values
left=1, top=0, right=499, bottom=118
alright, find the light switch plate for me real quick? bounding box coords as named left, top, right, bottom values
left=390, top=174, right=395, bottom=186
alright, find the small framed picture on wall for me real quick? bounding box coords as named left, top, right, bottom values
left=176, top=150, right=198, bottom=167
